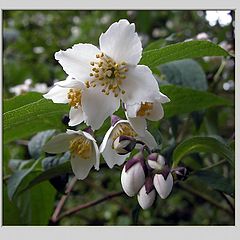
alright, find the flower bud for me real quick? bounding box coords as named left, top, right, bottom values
left=137, top=177, right=156, bottom=209
left=153, top=172, right=173, bottom=199
left=147, top=153, right=165, bottom=170
left=113, top=136, right=136, bottom=155
left=121, top=152, right=146, bottom=197
left=173, top=166, right=188, bottom=181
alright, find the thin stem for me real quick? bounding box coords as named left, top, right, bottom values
left=51, top=176, right=77, bottom=223
left=219, top=191, right=235, bottom=214
left=58, top=191, right=124, bottom=221
left=176, top=117, right=191, bottom=143
left=200, top=159, right=227, bottom=171
left=178, top=182, right=233, bottom=216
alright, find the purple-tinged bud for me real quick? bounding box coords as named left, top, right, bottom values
left=172, top=167, right=188, bottom=181
left=147, top=153, right=165, bottom=170
left=137, top=176, right=156, bottom=209
left=113, top=136, right=136, bottom=155
left=121, top=152, right=146, bottom=197
left=111, top=115, right=121, bottom=126
left=153, top=172, right=173, bottom=199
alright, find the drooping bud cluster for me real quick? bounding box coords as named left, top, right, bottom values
left=121, top=152, right=176, bottom=209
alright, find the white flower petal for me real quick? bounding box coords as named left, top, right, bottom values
left=101, top=136, right=129, bottom=168
left=147, top=101, right=164, bottom=121
left=99, top=19, right=142, bottom=65
left=70, top=155, right=95, bottom=180
left=100, top=119, right=129, bottom=153
left=137, top=186, right=156, bottom=210
left=43, top=133, right=76, bottom=153
left=139, top=130, right=158, bottom=150
left=159, top=91, right=171, bottom=103
left=82, top=131, right=96, bottom=142
left=55, top=43, right=100, bottom=81
left=92, top=140, right=100, bottom=170
left=69, top=107, right=85, bottom=126
left=122, top=65, right=161, bottom=106
left=80, top=131, right=100, bottom=170
left=99, top=125, right=115, bottom=153
left=43, top=85, right=69, bottom=104
left=127, top=115, right=147, bottom=137
left=121, top=163, right=145, bottom=197
left=153, top=173, right=173, bottom=199
left=54, top=76, right=85, bottom=89
left=82, top=86, right=120, bottom=130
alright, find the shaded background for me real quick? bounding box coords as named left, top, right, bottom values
left=3, top=10, right=235, bottom=225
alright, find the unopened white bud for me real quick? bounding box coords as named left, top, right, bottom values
left=153, top=173, right=173, bottom=199
left=137, top=185, right=156, bottom=210
left=147, top=153, right=165, bottom=170
left=121, top=160, right=145, bottom=197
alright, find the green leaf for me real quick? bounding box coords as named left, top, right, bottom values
left=3, top=93, right=69, bottom=143
left=15, top=182, right=56, bottom=225
left=28, top=130, right=56, bottom=159
left=3, top=185, right=21, bottom=225
left=3, top=144, right=10, bottom=174
left=161, top=85, right=232, bottom=118
left=172, top=136, right=234, bottom=167
left=7, top=159, right=40, bottom=200
left=187, top=170, right=234, bottom=197
left=159, top=59, right=207, bottom=90
left=140, top=40, right=229, bottom=68
left=3, top=92, right=43, bottom=113
left=22, top=161, right=72, bottom=192
left=144, top=39, right=166, bottom=51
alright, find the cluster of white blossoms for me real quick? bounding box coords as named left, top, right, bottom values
left=43, top=19, right=184, bottom=210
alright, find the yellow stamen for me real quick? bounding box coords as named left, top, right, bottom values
left=137, top=102, right=154, bottom=117
left=67, top=89, right=82, bottom=108
left=111, top=123, right=137, bottom=148
left=69, top=135, right=92, bottom=159
left=86, top=53, right=128, bottom=97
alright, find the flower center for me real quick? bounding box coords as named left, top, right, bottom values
left=137, top=102, right=154, bottom=117
left=69, top=135, right=92, bottom=159
left=86, top=52, right=128, bottom=97
left=67, top=89, right=82, bottom=108
left=111, top=123, right=137, bottom=145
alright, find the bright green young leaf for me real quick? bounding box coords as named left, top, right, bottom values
left=3, top=93, right=69, bottom=143
left=161, top=85, right=232, bottom=118
left=15, top=182, right=56, bottom=225
left=172, top=136, right=234, bottom=167
left=160, top=59, right=208, bottom=90
left=140, top=40, right=230, bottom=68
left=187, top=170, right=234, bottom=197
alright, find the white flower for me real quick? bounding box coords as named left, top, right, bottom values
left=126, top=96, right=170, bottom=136
left=137, top=184, right=156, bottom=210
left=43, top=129, right=100, bottom=180
left=51, top=19, right=164, bottom=130
left=153, top=173, right=173, bottom=199
left=121, top=153, right=146, bottom=197
left=44, top=76, right=117, bottom=128
left=100, top=117, right=157, bottom=168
